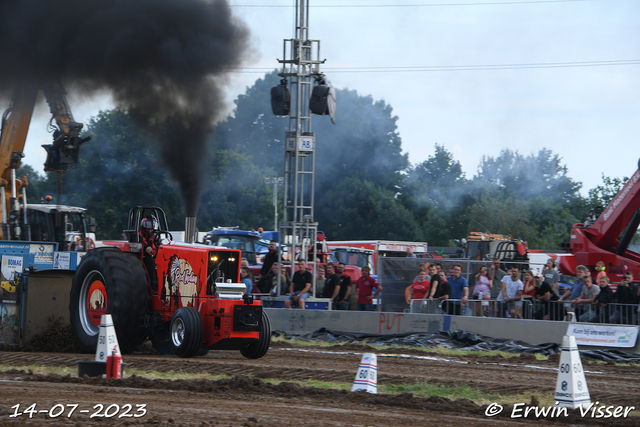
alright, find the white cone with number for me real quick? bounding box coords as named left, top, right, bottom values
left=95, top=314, right=121, bottom=362
left=351, top=353, right=377, bottom=394
left=554, top=335, right=590, bottom=409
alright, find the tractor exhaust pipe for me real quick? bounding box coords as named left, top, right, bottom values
left=185, top=216, right=197, bottom=244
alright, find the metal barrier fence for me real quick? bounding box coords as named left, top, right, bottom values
left=568, top=302, right=639, bottom=325
left=378, top=257, right=557, bottom=313
left=409, top=298, right=640, bottom=325
left=410, top=298, right=535, bottom=319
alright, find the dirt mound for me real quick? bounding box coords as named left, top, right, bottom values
left=18, top=317, right=81, bottom=353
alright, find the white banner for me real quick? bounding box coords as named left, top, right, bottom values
left=568, top=324, right=639, bottom=348
left=1, top=255, right=23, bottom=281
left=53, top=252, right=71, bottom=269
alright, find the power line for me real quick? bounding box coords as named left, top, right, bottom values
left=231, top=0, right=592, bottom=8
left=232, top=59, right=640, bottom=73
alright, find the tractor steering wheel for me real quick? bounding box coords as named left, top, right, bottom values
left=153, top=231, right=173, bottom=248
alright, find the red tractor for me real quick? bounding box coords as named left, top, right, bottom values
left=69, top=206, right=270, bottom=358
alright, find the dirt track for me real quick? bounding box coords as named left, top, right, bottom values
left=0, top=341, right=638, bottom=426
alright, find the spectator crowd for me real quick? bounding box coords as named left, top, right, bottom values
left=244, top=245, right=639, bottom=324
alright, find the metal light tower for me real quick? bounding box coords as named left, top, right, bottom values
left=276, top=0, right=326, bottom=293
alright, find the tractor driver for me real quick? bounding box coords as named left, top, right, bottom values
left=140, top=216, right=160, bottom=284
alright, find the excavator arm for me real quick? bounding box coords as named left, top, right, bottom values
left=0, top=80, right=91, bottom=240
left=0, top=85, right=37, bottom=187
left=563, top=159, right=640, bottom=279
left=42, top=80, right=92, bottom=172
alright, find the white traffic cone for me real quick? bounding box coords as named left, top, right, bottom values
left=95, top=314, right=121, bottom=363
left=351, top=353, right=377, bottom=394
left=554, top=335, right=591, bottom=409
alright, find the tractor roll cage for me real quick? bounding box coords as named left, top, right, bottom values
left=123, top=206, right=170, bottom=243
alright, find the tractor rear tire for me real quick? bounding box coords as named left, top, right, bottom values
left=240, top=310, right=271, bottom=359
left=170, top=307, right=203, bottom=358
left=69, top=247, right=150, bottom=354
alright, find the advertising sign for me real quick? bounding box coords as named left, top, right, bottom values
left=567, top=324, right=639, bottom=348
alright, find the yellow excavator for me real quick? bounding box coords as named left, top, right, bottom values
left=0, top=80, right=97, bottom=347
left=0, top=80, right=93, bottom=250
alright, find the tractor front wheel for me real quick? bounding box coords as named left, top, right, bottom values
left=240, top=310, right=271, bottom=359
left=170, top=307, right=203, bottom=358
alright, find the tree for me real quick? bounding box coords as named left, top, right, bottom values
left=57, top=108, right=277, bottom=238
left=63, top=109, right=184, bottom=239
left=469, top=148, right=584, bottom=249
left=586, top=174, right=628, bottom=210
left=214, top=71, right=409, bottom=195
left=212, top=71, right=412, bottom=239
left=197, top=148, right=276, bottom=231
left=466, top=192, right=534, bottom=240
left=16, top=164, right=54, bottom=203
left=213, top=71, right=289, bottom=168
left=315, top=178, right=422, bottom=241
left=400, top=144, right=466, bottom=208
left=399, top=144, right=469, bottom=245
left=475, top=148, right=581, bottom=204
left=313, top=88, right=408, bottom=194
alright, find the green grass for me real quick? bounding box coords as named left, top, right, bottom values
left=271, top=336, right=344, bottom=348
left=3, top=349, right=635, bottom=412
left=1, top=363, right=551, bottom=407
left=10, top=364, right=639, bottom=413
left=247, top=376, right=555, bottom=407
left=0, top=364, right=76, bottom=376
left=272, top=336, right=520, bottom=359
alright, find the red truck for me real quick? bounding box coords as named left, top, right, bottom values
left=328, top=240, right=428, bottom=275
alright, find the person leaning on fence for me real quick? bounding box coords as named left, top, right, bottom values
left=444, top=265, right=468, bottom=315
left=321, top=263, right=341, bottom=306
left=520, top=270, right=536, bottom=319
left=428, top=268, right=444, bottom=300
left=576, top=276, right=600, bottom=322
left=489, top=258, right=506, bottom=303
left=427, top=264, right=437, bottom=282
left=355, top=265, right=382, bottom=311
left=543, top=258, right=561, bottom=296
left=407, top=269, right=430, bottom=306
left=473, top=265, right=491, bottom=316
left=497, top=266, right=523, bottom=318
left=335, top=262, right=352, bottom=310
left=406, top=264, right=426, bottom=303
left=533, top=273, right=562, bottom=320
left=430, top=271, right=451, bottom=304
left=561, top=265, right=588, bottom=301
left=559, top=264, right=588, bottom=318
left=610, top=271, right=638, bottom=324
left=594, top=276, right=615, bottom=323
left=315, top=264, right=326, bottom=298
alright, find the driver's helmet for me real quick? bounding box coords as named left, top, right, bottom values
left=140, top=215, right=159, bottom=238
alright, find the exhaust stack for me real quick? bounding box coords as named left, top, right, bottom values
left=185, top=216, right=197, bottom=244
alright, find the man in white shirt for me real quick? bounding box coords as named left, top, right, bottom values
left=497, top=266, right=523, bottom=319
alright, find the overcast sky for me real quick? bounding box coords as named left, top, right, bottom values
left=20, top=0, right=639, bottom=195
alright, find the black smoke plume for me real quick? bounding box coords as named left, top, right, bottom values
left=0, top=0, right=250, bottom=216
